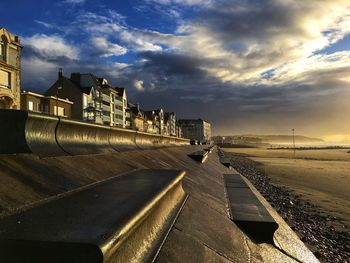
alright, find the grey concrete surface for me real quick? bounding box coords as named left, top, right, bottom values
left=0, top=169, right=187, bottom=262
left=224, top=174, right=279, bottom=245
left=0, top=146, right=319, bottom=262
left=188, top=150, right=209, bottom=163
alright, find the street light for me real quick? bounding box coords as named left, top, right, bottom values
left=56, top=86, right=62, bottom=116
left=292, top=128, right=296, bottom=158
left=56, top=68, right=63, bottom=116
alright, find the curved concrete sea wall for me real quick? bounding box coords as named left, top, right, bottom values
left=26, top=114, right=67, bottom=157
left=56, top=118, right=114, bottom=156
left=0, top=110, right=189, bottom=157
left=109, top=127, right=137, bottom=151
left=135, top=131, right=163, bottom=149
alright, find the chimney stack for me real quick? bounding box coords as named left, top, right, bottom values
left=58, top=68, right=63, bottom=79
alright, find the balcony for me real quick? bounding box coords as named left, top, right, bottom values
left=102, top=93, right=110, bottom=102
left=103, top=115, right=111, bottom=123
left=102, top=104, right=110, bottom=112
left=115, top=99, right=123, bottom=106
left=115, top=109, right=123, bottom=115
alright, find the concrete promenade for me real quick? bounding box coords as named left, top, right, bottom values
left=0, top=146, right=318, bottom=262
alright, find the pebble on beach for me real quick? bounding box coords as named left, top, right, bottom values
left=225, top=151, right=350, bottom=263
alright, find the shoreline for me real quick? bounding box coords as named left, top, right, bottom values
left=224, top=151, right=350, bottom=263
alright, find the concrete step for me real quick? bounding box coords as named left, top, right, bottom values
left=188, top=150, right=209, bottom=163
left=204, top=146, right=214, bottom=153
left=224, top=174, right=278, bottom=244
left=0, top=169, right=188, bottom=263
left=220, top=157, right=231, bottom=168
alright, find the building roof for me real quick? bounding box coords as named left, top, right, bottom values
left=177, top=118, right=210, bottom=124
left=22, top=90, right=73, bottom=104
left=101, top=84, right=117, bottom=93
left=115, top=87, right=125, bottom=97
left=69, top=73, right=103, bottom=95
left=80, top=74, right=100, bottom=94
left=143, top=109, right=165, bottom=123
left=47, top=71, right=126, bottom=99
left=46, top=76, right=83, bottom=96
left=0, top=27, right=22, bottom=46
left=143, top=111, right=156, bottom=121
left=153, top=109, right=163, bottom=118
left=128, top=103, right=144, bottom=116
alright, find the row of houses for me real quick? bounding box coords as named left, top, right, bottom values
left=21, top=69, right=181, bottom=136
left=0, top=27, right=211, bottom=141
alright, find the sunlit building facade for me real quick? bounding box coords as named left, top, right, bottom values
left=177, top=119, right=212, bottom=143
left=0, top=28, right=22, bottom=109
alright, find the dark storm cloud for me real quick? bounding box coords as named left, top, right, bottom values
left=140, top=52, right=205, bottom=76
left=19, top=0, right=350, bottom=136
left=196, top=0, right=301, bottom=41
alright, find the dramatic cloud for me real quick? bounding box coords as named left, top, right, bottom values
left=23, top=34, right=79, bottom=59
left=21, top=57, right=59, bottom=92
left=89, top=37, right=127, bottom=57
left=17, top=0, right=350, bottom=136
left=134, top=80, right=145, bottom=91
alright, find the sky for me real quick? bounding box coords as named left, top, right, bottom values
left=1, top=0, right=350, bottom=139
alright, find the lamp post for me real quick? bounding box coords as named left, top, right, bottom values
left=56, top=68, right=63, bottom=116
left=292, top=128, right=296, bottom=158
left=56, top=86, right=63, bottom=116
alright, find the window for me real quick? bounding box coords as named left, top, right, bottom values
left=83, top=95, right=88, bottom=107
left=0, top=36, right=7, bottom=62
left=54, top=106, right=65, bottom=116
left=28, top=101, right=34, bottom=111
left=8, top=47, right=17, bottom=67
left=58, top=107, right=65, bottom=116
left=0, top=70, right=10, bottom=88
left=0, top=41, right=3, bottom=61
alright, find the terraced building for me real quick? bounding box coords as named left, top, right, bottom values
left=0, top=28, right=22, bottom=109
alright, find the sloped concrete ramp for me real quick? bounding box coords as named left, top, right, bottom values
left=0, top=146, right=319, bottom=262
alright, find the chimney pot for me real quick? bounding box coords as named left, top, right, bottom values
left=58, top=68, right=63, bottom=79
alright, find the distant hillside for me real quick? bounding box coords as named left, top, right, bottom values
left=239, top=135, right=324, bottom=143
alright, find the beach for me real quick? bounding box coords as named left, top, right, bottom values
left=223, top=147, right=350, bottom=262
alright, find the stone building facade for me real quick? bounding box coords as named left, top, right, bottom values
left=0, top=28, right=22, bottom=109
left=177, top=119, right=212, bottom=143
